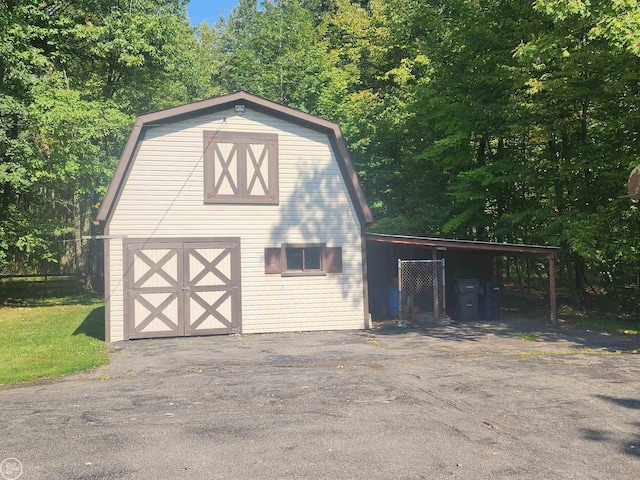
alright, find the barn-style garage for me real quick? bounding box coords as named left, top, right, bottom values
left=96, top=92, right=374, bottom=341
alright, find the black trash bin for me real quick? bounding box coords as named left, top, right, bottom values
left=479, top=288, right=491, bottom=321
left=485, top=283, right=503, bottom=321
left=457, top=279, right=480, bottom=321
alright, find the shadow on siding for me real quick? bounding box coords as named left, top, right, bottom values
left=270, top=158, right=362, bottom=309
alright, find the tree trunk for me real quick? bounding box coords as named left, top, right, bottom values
left=574, top=256, right=586, bottom=295
left=73, top=191, right=82, bottom=274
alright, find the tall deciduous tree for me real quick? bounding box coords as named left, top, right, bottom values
left=207, top=0, right=336, bottom=111
left=1, top=0, right=637, bottom=306
left=0, top=0, right=209, bottom=277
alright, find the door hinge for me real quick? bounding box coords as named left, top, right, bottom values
left=126, top=288, right=133, bottom=294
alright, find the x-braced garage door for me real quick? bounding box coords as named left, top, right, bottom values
left=124, top=238, right=241, bottom=339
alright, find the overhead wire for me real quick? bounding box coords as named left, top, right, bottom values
left=143, top=117, right=229, bottom=240
left=1, top=116, right=232, bottom=281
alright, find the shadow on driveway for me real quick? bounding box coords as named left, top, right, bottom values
left=372, top=315, right=640, bottom=352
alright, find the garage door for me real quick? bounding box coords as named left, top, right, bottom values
left=124, top=238, right=241, bottom=339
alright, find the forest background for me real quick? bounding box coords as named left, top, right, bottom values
left=1, top=0, right=639, bottom=313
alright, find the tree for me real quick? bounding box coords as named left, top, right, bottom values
left=207, top=0, right=336, bottom=112
left=508, top=0, right=640, bottom=295
left=0, top=0, right=209, bottom=278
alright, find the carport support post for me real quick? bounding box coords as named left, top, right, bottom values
left=397, top=259, right=402, bottom=320
left=549, top=253, right=557, bottom=324
left=432, top=249, right=439, bottom=320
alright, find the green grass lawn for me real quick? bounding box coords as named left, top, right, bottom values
left=557, top=308, right=639, bottom=336
left=0, top=277, right=109, bottom=386
left=502, top=290, right=639, bottom=337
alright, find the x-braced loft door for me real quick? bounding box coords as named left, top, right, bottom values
left=124, top=239, right=241, bottom=339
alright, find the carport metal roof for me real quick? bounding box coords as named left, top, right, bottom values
left=365, top=233, right=560, bottom=322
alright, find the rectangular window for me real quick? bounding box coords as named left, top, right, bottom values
left=204, top=131, right=278, bottom=204
left=264, top=245, right=343, bottom=276
left=285, top=246, right=322, bottom=272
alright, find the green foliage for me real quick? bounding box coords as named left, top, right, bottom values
left=0, top=0, right=207, bottom=275
left=207, top=0, right=336, bottom=111
left=337, top=0, right=640, bottom=303
left=0, top=0, right=638, bottom=309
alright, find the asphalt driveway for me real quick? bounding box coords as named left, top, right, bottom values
left=1, top=317, right=639, bottom=479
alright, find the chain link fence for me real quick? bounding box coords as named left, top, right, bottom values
left=398, top=259, right=446, bottom=324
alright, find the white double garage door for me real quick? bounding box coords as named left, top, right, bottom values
left=124, top=238, right=241, bottom=339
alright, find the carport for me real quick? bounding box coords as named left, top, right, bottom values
left=366, top=233, right=561, bottom=322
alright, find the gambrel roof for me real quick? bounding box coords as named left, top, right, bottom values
left=95, top=91, right=374, bottom=226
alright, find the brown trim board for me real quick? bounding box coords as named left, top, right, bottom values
left=366, top=233, right=560, bottom=256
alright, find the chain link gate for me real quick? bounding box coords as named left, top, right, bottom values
left=398, top=259, right=446, bottom=324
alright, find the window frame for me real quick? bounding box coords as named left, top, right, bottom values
left=282, top=243, right=326, bottom=276
left=203, top=131, right=279, bottom=205
left=264, top=244, right=343, bottom=276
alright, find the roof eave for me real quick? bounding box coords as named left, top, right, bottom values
left=366, top=233, right=560, bottom=256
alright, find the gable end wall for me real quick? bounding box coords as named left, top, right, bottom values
left=105, top=108, right=366, bottom=340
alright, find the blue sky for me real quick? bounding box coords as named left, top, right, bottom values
left=187, top=0, right=239, bottom=25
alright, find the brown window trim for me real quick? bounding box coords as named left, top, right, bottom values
left=282, top=243, right=326, bottom=276
left=264, top=244, right=343, bottom=276
left=203, top=131, right=279, bottom=205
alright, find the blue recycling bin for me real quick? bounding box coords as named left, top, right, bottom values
left=388, top=285, right=400, bottom=318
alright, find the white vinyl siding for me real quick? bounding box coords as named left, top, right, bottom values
left=106, top=239, right=125, bottom=341
left=105, top=108, right=364, bottom=340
